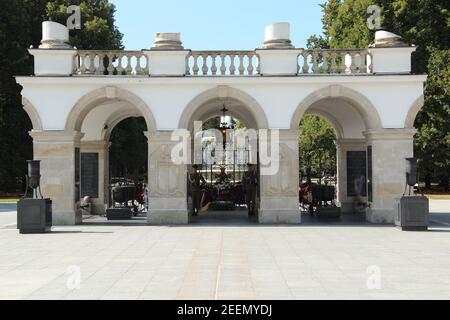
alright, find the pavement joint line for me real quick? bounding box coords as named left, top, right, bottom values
left=214, top=229, right=224, bottom=301
left=430, top=219, right=450, bottom=227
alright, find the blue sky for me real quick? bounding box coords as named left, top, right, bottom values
left=110, top=0, right=325, bottom=50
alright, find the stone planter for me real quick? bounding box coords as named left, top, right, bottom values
left=17, top=198, right=52, bottom=234
left=394, top=196, right=429, bottom=231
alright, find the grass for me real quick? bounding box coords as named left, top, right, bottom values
left=0, top=199, right=19, bottom=204
left=426, top=194, right=450, bottom=200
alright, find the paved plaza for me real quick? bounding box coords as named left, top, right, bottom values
left=0, top=201, right=449, bottom=300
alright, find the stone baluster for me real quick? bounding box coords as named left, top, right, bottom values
left=79, top=53, right=88, bottom=74
left=96, top=53, right=105, bottom=75
left=220, top=53, right=227, bottom=75
left=358, top=51, right=367, bottom=73
left=330, top=51, right=338, bottom=73
left=125, top=53, right=133, bottom=74
left=116, top=54, right=124, bottom=74
left=247, top=53, right=254, bottom=75
left=321, top=51, right=329, bottom=74
left=256, top=55, right=261, bottom=74
left=136, top=54, right=144, bottom=75
left=211, top=54, right=218, bottom=75
left=106, top=53, right=115, bottom=74
left=311, top=51, right=319, bottom=74
left=302, top=51, right=310, bottom=74
left=185, top=54, right=191, bottom=75
left=350, top=52, right=357, bottom=74
left=238, top=53, right=245, bottom=75
left=88, top=54, right=96, bottom=73
left=201, top=54, right=209, bottom=75
left=192, top=54, right=199, bottom=75
left=229, top=54, right=236, bottom=75
left=339, top=52, right=347, bottom=73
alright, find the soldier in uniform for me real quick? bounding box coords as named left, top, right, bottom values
left=243, top=163, right=258, bottom=216
left=189, top=165, right=206, bottom=216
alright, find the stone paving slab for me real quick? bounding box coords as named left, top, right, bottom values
left=1, top=201, right=450, bottom=300
left=0, top=222, right=450, bottom=300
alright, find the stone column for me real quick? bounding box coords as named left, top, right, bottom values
left=336, top=139, right=368, bottom=213
left=364, top=129, right=416, bottom=223
left=259, top=129, right=300, bottom=224
left=145, top=131, right=188, bottom=224
left=30, top=131, right=84, bottom=225
left=80, top=140, right=109, bottom=215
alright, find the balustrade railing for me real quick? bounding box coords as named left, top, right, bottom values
left=186, top=51, right=259, bottom=76
left=298, top=49, right=371, bottom=74
left=72, top=49, right=372, bottom=76
left=74, top=50, right=148, bottom=75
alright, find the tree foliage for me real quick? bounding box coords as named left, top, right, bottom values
left=0, top=0, right=123, bottom=194
left=109, top=117, right=148, bottom=182
left=299, top=116, right=337, bottom=178
left=311, top=0, right=450, bottom=190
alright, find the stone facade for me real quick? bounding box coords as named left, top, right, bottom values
left=17, top=21, right=427, bottom=226
left=145, top=131, right=189, bottom=224
left=30, top=131, right=84, bottom=225
left=259, top=130, right=300, bottom=224
left=364, top=129, right=416, bottom=223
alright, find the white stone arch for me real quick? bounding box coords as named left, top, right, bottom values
left=179, top=85, right=269, bottom=130
left=404, top=95, right=425, bottom=129
left=304, top=109, right=345, bottom=140
left=101, top=108, right=143, bottom=141
left=290, top=85, right=382, bottom=131
left=65, top=86, right=157, bottom=133
left=22, top=97, right=43, bottom=131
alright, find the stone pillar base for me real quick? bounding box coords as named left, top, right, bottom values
left=366, top=208, right=395, bottom=224
left=259, top=209, right=301, bottom=224
left=148, top=210, right=189, bottom=225
left=53, top=211, right=82, bottom=226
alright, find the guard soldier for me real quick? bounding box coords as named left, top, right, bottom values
left=243, top=163, right=258, bottom=216
left=189, top=165, right=206, bottom=216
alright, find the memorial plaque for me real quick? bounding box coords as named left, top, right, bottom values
left=347, top=151, right=367, bottom=197
left=81, top=153, right=99, bottom=198
left=367, top=146, right=373, bottom=202
left=75, top=148, right=80, bottom=202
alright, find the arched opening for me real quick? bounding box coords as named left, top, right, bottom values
left=182, top=90, right=265, bottom=224
left=68, top=87, right=156, bottom=223
left=108, top=117, right=148, bottom=217
left=294, top=88, right=377, bottom=224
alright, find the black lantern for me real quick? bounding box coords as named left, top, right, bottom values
left=219, top=105, right=231, bottom=148
left=24, top=160, right=43, bottom=199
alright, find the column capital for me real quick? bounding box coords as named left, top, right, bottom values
left=30, top=130, right=84, bottom=143
left=335, top=138, right=366, bottom=147
left=144, top=130, right=185, bottom=142
left=277, top=128, right=301, bottom=141
left=363, top=128, right=417, bottom=141
left=80, top=140, right=110, bottom=150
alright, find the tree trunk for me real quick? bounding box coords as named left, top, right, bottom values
left=424, top=173, right=432, bottom=190
left=440, top=175, right=449, bottom=192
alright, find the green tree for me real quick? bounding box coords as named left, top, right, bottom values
left=312, top=0, right=450, bottom=190
left=414, top=48, right=450, bottom=190
left=109, top=117, right=148, bottom=183
left=299, top=116, right=337, bottom=180
left=45, top=0, right=123, bottom=50
left=0, top=0, right=123, bottom=194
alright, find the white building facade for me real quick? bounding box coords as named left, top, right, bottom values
left=16, top=22, right=426, bottom=226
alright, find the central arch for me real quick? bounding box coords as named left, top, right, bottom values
left=179, top=86, right=269, bottom=130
